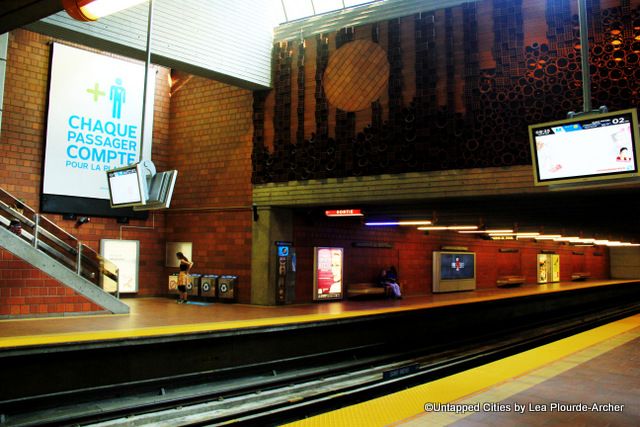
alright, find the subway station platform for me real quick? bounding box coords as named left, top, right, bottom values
left=0, top=279, right=638, bottom=349
left=289, top=312, right=640, bottom=427
left=1, top=279, right=639, bottom=425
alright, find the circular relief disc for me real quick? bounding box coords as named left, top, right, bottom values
left=323, top=40, right=390, bottom=112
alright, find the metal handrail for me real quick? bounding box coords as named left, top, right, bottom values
left=0, top=187, right=119, bottom=296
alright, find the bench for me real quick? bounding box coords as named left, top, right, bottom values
left=496, top=275, right=525, bottom=287
left=346, top=283, right=389, bottom=299
left=571, top=272, right=591, bottom=281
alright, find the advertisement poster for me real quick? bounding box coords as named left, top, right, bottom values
left=538, top=254, right=561, bottom=284
left=313, top=247, right=343, bottom=301
left=551, top=254, right=560, bottom=282
left=440, top=253, right=475, bottom=280
left=537, top=254, right=549, bottom=284
left=100, top=239, right=140, bottom=293
left=43, top=43, right=155, bottom=200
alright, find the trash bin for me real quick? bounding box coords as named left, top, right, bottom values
left=187, top=273, right=201, bottom=296
left=218, top=275, right=237, bottom=301
left=200, top=274, right=219, bottom=298
left=168, top=273, right=179, bottom=295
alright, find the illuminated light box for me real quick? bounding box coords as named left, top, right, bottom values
left=325, top=209, right=363, bottom=217
left=432, top=251, right=476, bottom=293
left=529, top=108, right=640, bottom=186
left=313, top=247, right=344, bottom=301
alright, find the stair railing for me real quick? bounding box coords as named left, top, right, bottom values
left=0, top=188, right=119, bottom=298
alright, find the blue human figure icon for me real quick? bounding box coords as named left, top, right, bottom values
left=109, top=78, right=126, bottom=119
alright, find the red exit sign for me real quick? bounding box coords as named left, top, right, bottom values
left=325, top=209, right=363, bottom=217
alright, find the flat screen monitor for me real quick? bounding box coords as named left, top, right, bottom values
left=133, top=170, right=178, bottom=211
left=432, top=251, right=476, bottom=293
left=529, top=108, right=640, bottom=186
left=106, top=163, right=148, bottom=208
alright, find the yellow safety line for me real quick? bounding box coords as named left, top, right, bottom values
left=415, top=328, right=640, bottom=426
left=0, top=307, right=414, bottom=348
left=0, top=281, right=636, bottom=348
left=282, top=314, right=640, bottom=427
left=0, top=312, right=128, bottom=322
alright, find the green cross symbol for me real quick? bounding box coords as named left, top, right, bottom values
left=86, top=82, right=106, bottom=102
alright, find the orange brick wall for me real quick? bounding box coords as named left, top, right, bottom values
left=0, top=29, right=255, bottom=311
left=0, top=248, right=104, bottom=317
left=165, top=72, right=254, bottom=303
left=0, top=29, right=172, bottom=316
left=293, top=215, right=610, bottom=301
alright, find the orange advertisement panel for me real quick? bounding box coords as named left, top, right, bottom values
left=313, top=247, right=344, bottom=301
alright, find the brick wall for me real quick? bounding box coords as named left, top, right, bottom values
left=0, top=29, right=256, bottom=311
left=165, top=72, right=254, bottom=303
left=0, top=29, right=172, bottom=316
left=293, top=215, right=610, bottom=301
left=0, top=248, right=104, bottom=317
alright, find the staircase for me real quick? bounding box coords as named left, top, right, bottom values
left=0, top=188, right=129, bottom=315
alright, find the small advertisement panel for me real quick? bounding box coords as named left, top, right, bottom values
left=313, top=247, right=344, bottom=301
left=100, top=239, right=140, bottom=293
left=538, top=254, right=561, bottom=284
left=439, top=253, right=475, bottom=280
left=537, top=254, right=549, bottom=283
left=551, top=254, right=560, bottom=282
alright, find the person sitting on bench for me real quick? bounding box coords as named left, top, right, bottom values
left=379, top=266, right=402, bottom=299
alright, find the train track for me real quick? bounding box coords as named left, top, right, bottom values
left=3, top=300, right=639, bottom=427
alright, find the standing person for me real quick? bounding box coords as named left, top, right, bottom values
left=176, top=252, right=193, bottom=304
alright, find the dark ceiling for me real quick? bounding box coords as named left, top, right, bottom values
left=0, top=0, right=62, bottom=34
left=308, top=185, right=640, bottom=243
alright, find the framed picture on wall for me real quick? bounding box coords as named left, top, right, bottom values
left=100, top=239, right=140, bottom=293
left=165, top=242, right=193, bottom=268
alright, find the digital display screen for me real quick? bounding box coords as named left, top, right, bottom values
left=107, top=167, right=142, bottom=205
left=314, top=247, right=343, bottom=300
left=440, top=253, right=475, bottom=280
left=530, top=110, right=639, bottom=184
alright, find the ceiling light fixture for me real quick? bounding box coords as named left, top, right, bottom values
left=574, top=238, right=596, bottom=243
left=365, top=220, right=433, bottom=226
left=603, top=241, right=638, bottom=246
left=458, top=229, right=514, bottom=234
left=552, top=236, right=580, bottom=242
left=63, top=0, right=147, bottom=21
left=417, top=225, right=478, bottom=231
left=488, top=232, right=540, bottom=237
